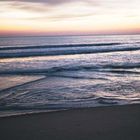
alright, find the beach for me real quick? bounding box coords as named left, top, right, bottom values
left=0, top=0, right=140, bottom=139
left=0, top=104, right=140, bottom=140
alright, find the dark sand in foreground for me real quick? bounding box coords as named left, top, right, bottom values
left=0, top=104, right=140, bottom=140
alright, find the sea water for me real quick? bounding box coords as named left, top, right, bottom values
left=0, top=35, right=140, bottom=117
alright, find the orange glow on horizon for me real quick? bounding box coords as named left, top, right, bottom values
left=0, top=0, right=140, bottom=36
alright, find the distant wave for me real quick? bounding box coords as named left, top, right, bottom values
left=0, top=43, right=121, bottom=50
left=0, top=45, right=140, bottom=58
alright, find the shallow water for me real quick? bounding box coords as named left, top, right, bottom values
left=0, top=35, right=140, bottom=117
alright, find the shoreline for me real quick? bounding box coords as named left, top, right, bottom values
left=0, top=104, right=140, bottom=140
left=0, top=104, right=138, bottom=118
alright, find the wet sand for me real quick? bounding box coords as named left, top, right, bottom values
left=0, top=104, right=140, bottom=140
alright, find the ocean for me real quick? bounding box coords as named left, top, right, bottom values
left=0, top=35, right=140, bottom=117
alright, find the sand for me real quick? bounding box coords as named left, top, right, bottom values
left=0, top=104, right=140, bottom=140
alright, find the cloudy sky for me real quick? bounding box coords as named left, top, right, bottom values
left=0, top=0, right=140, bottom=35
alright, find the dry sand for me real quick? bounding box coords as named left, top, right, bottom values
left=0, top=104, right=140, bottom=140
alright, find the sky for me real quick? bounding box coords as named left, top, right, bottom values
left=0, top=0, right=140, bottom=36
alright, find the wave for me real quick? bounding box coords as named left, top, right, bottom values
left=0, top=63, right=140, bottom=75
left=52, top=74, right=108, bottom=80
left=96, top=97, right=118, bottom=105
left=0, top=94, right=132, bottom=112
left=0, top=43, right=121, bottom=50
left=1, top=43, right=140, bottom=58
left=103, top=63, right=140, bottom=69
left=0, top=96, right=121, bottom=110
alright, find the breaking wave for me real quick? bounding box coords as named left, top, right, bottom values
left=0, top=42, right=140, bottom=58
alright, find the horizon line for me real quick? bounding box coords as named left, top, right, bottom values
left=0, top=32, right=140, bottom=38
